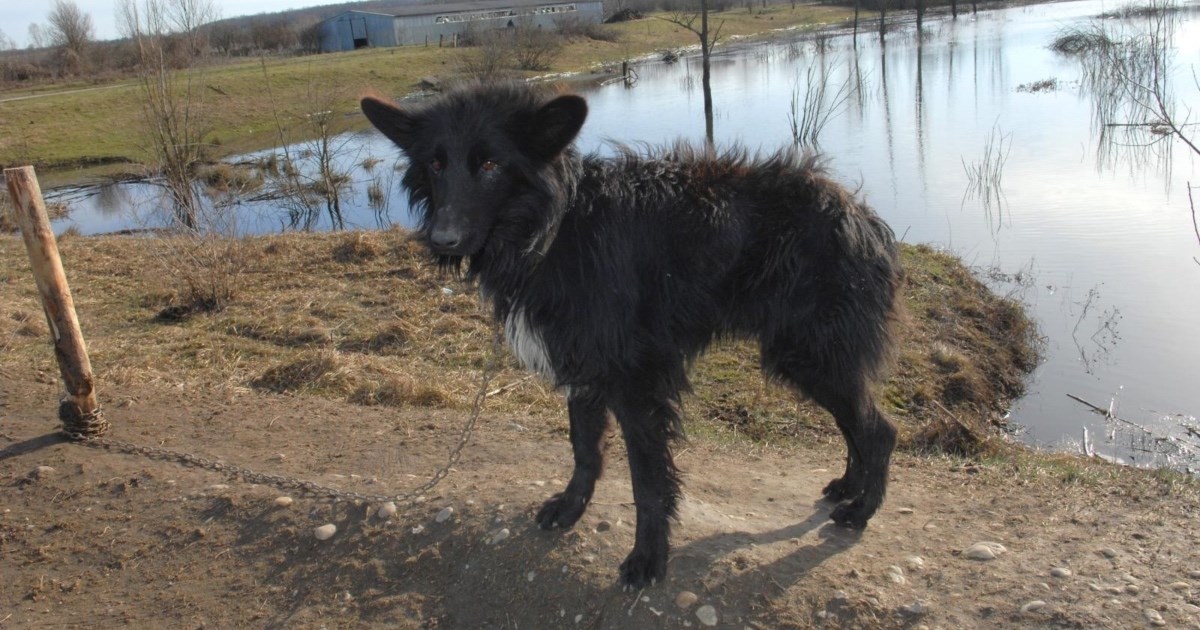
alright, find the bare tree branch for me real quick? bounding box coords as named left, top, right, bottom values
left=46, top=0, right=93, bottom=74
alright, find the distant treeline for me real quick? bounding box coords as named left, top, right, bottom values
left=0, top=0, right=923, bottom=86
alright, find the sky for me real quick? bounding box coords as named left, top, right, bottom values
left=0, top=0, right=338, bottom=48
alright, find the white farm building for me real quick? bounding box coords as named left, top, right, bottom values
left=318, top=0, right=605, bottom=52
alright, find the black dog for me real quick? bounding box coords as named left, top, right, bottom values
left=361, top=83, right=902, bottom=588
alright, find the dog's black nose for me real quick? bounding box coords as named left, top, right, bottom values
left=430, top=228, right=462, bottom=251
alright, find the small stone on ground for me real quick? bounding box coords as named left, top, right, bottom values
left=675, top=591, right=698, bottom=610
left=963, top=542, right=1007, bottom=560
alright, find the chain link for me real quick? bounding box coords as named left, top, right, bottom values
left=65, top=325, right=504, bottom=508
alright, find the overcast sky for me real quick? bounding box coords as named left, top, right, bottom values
left=1, top=0, right=338, bottom=47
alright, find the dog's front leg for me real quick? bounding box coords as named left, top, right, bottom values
left=537, top=388, right=609, bottom=530
left=612, top=393, right=681, bottom=588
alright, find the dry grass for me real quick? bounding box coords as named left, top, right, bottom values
left=0, top=230, right=1036, bottom=454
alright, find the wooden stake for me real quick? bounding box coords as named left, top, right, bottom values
left=4, top=166, right=105, bottom=436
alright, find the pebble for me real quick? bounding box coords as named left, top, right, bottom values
left=905, top=556, right=925, bottom=572
left=675, top=591, right=698, bottom=610
left=436, top=507, right=455, bottom=523
left=527, top=571, right=536, bottom=582
left=1169, top=581, right=1191, bottom=591
left=489, top=528, right=510, bottom=544
left=902, top=600, right=930, bottom=616
left=897, top=507, right=915, bottom=514
left=962, top=542, right=1007, bottom=561
left=377, top=502, right=397, bottom=519
left=1020, top=600, right=1047, bottom=614
left=886, top=566, right=906, bottom=585
left=207, top=484, right=230, bottom=491
left=1190, top=570, right=1200, bottom=579
left=695, top=604, right=718, bottom=627
left=1144, top=608, right=1166, bottom=626
left=1125, top=584, right=1140, bottom=595
left=314, top=524, right=337, bottom=541
left=1100, top=547, right=1118, bottom=559
left=1179, top=603, right=1200, bottom=614
left=595, top=520, right=612, bottom=533
left=30, top=466, right=55, bottom=480
left=274, top=496, right=294, bottom=507
left=1050, top=567, right=1072, bottom=578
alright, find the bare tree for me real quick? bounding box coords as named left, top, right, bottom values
left=119, top=0, right=218, bottom=65
left=119, top=0, right=219, bottom=228
left=165, top=0, right=220, bottom=56
left=878, top=0, right=888, bottom=41
left=46, top=0, right=94, bottom=74
left=661, top=0, right=725, bottom=146
left=0, top=29, right=16, bottom=51
left=28, top=24, right=46, bottom=50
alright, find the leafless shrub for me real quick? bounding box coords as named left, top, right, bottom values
left=458, top=29, right=514, bottom=80
left=120, top=0, right=220, bottom=229
left=789, top=61, right=856, bottom=148
left=151, top=205, right=253, bottom=319
left=1016, top=77, right=1059, bottom=93
left=962, top=123, right=1013, bottom=230
left=1050, top=27, right=1114, bottom=55
left=260, top=65, right=359, bottom=230
left=1057, top=0, right=1199, bottom=174
left=555, top=14, right=620, bottom=41
left=197, top=162, right=262, bottom=193
left=514, top=27, right=563, bottom=71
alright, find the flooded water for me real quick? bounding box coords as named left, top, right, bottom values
left=48, top=0, right=1200, bottom=468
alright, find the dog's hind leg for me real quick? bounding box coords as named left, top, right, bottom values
left=537, top=388, right=610, bottom=530
left=809, top=382, right=896, bottom=529
left=821, top=439, right=863, bottom=503
left=764, top=350, right=896, bottom=529
left=610, top=388, right=682, bottom=588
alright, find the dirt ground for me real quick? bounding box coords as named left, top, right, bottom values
left=3, top=377, right=1198, bottom=629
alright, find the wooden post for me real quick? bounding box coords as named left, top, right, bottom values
left=4, top=166, right=106, bottom=438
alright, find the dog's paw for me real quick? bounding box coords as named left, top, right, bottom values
left=536, top=492, right=589, bottom=530
left=821, top=476, right=860, bottom=502
left=829, top=499, right=875, bottom=530
left=619, top=547, right=667, bottom=589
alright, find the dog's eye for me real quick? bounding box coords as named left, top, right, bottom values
left=480, top=160, right=499, bottom=173
left=429, top=159, right=444, bottom=174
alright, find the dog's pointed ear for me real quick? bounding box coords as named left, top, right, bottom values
left=361, top=94, right=419, bottom=150
left=526, top=94, right=588, bottom=160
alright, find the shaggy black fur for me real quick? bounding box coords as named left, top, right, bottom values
left=362, top=82, right=903, bottom=588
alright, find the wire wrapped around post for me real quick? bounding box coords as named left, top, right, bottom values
left=4, top=165, right=107, bottom=439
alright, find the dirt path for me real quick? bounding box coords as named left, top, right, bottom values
left=2, top=379, right=1198, bottom=628
left=0, top=83, right=133, bottom=104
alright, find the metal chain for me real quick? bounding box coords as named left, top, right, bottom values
left=64, top=325, right=504, bottom=508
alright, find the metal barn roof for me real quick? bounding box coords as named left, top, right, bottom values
left=389, top=0, right=587, bottom=17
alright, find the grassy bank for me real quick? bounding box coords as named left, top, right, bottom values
left=0, top=5, right=856, bottom=170
left=0, top=229, right=1035, bottom=455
